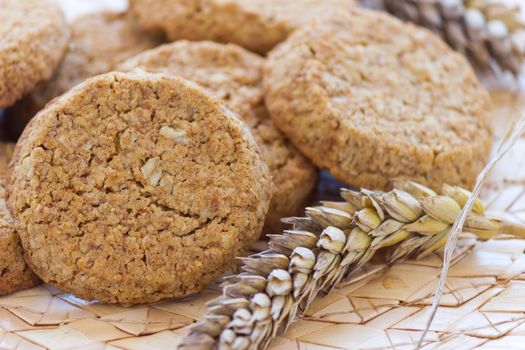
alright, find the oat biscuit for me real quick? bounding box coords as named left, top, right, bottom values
left=0, top=0, right=68, bottom=108
left=8, top=71, right=272, bottom=304
left=6, top=10, right=162, bottom=138
left=0, top=144, right=40, bottom=295
left=120, top=41, right=317, bottom=232
left=128, top=0, right=356, bottom=54
left=264, top=8, right=493, bottom=191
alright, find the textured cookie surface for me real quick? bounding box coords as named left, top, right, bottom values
left=120, top=41, right=317, bottom=232
left=129, top=0, right=355, bottom=53
left=0, top=0, right=68, bottom=108
left=0, top=144, right=40, bottom=295
left=6, top=11, right=161, bottom=137
left=264, top=8, right=493, bottom=191
left=8, top=71, right=272, bottom=304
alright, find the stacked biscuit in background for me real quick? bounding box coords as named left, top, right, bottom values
left=0, top=0, right=517, bottom=314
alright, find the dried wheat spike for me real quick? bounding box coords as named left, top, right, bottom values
left=382, top=0, right=525, bottom=75
left=179, top=181, right=525, bottom=350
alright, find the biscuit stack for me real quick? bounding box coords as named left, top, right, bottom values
left=0, top=0, right=494, bottom=319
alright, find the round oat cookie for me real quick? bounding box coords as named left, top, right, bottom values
left=119, top=41, right=318, bottom=233
left=128, top=0, right=356, bottom=54
left=264, top=8, right=493, bottom=191
left=7, top=71, right=272, bottom=304
left=0, top=0, right=68, bottom=108
left=6, top=10, right=162, bottom=138
left=0, top=144, right=40, bottom=295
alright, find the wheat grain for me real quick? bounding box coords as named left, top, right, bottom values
left=381, top=0, right=525, bottom=75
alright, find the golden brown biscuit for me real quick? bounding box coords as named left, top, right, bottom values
left=0, top=143, right=40, bottom=295
left=120, top=41, right=317, bottom=233
left=6, top=10, right=161, bottom=138
left=0, top=0, right=68, bottom=108
left=8, top=71, right=272, bottom=304
left=264, top=8, right=493, bottom=191
left=128, top=0, right=356, bottom=54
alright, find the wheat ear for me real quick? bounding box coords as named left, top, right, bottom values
left=382, top=0, right=525, bottom=75
left=179, top=180, right=525, bottom=350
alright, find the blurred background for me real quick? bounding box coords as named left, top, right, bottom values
left=56, top=0, right=126, bottom=20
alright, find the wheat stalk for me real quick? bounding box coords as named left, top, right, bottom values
left=380, top=0, right=525, bottom=75
left=178, top=181, right=525, bottom=350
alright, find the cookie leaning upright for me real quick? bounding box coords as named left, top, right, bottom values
left=7, top=71, right=272, bottom=304
left=119, top=41, right=318, bottom=233
left=0, top=0, right=68, bottom=108
left=128, top=0, right=355, bottom=54
left=6, top=11, right=161, bottom=137
left=264, top=8, right=493, bottom=191
left=0, top=143, right=40, bottom=295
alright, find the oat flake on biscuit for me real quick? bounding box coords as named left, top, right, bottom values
left=264, top=8, right=493, bottom=191
left=120, top=40, right=318, bottom=233
left=8, top=71, right=272, bottom=304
